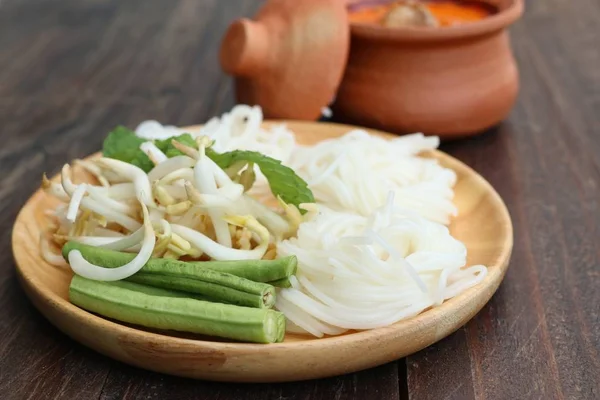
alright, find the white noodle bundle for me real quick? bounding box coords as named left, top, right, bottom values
left=276, top=194, right=487, bottom=337
left=135, top=121, right=193, bottom=140
left=288, top=130, right=458, bottom=225
left=198, top=105, right=295, bottom=161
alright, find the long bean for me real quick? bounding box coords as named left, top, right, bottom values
left=268, top=277, right=292, bottom=288
left=69, top=275, right=285, bottom=343
left=127, top=272, right=274, bottom=309
left=190, top=257, right=297, bottom=283
left=63, top=242, right=296, bottom=282
left=63, top=242, right=276, bottom=308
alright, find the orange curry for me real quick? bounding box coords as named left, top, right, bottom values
left=349, top=1, right=495, bottom=27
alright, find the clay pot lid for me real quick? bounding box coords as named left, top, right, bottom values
left=219, top=0, right=350, bottom=120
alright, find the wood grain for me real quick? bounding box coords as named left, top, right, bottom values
left=12, top=121, right=512, bottom=382
left=1, top=0, right=599, bottom=398
left=405, top=1, right=600, bottom=399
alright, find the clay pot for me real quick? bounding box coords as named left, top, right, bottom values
left=334, top=0, right=524, bottom=138
left=220, top=0, right=349, bottom=121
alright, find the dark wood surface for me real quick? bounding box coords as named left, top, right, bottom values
left=1, top=0, right=598, bottom=399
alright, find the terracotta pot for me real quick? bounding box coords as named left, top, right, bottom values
left=334, top=0, right=524, bottom=138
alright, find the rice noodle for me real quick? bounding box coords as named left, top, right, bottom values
left=135, top=120, right=191, bottom=140
left=276, top=194, right=487, bottom=335
left=288, top=131, right=457, bottom=224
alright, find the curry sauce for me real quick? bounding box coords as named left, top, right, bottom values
left=349, top=1, right=495, bottom=27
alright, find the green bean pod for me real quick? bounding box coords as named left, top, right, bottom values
left=69, top=276, right=285, bottom=343
left=190, top=257, right=297, bottom=283
left=127, top=272, right=275, bottom=309
left=62, top=242, right=296, bottom=282
left=63, top=242, right=276, bottom=308
left=267, top=277, right=293, bottom=288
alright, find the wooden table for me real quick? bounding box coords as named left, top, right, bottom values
left=1, top=0, right=598, bottom=399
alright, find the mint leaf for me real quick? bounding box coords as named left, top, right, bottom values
left=102, top=129, right=198, bottom=172
left=102, top=126, right=154, bottom=172
left=206, top=149, right=314, bottom=211
left=101, top=128, right=314, bottom=212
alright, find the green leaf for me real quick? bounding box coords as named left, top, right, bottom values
left=102, top=126, right=154, bottom=172
left=102, top=129, right=199, bottom=173
left=206, top=149, right=315, bottom=211
left=155, top=133, right=197, bottom=158
left=101, top=128, right=314, bottom=211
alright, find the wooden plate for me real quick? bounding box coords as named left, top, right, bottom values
left=12, top=121, right=513, bottom=382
